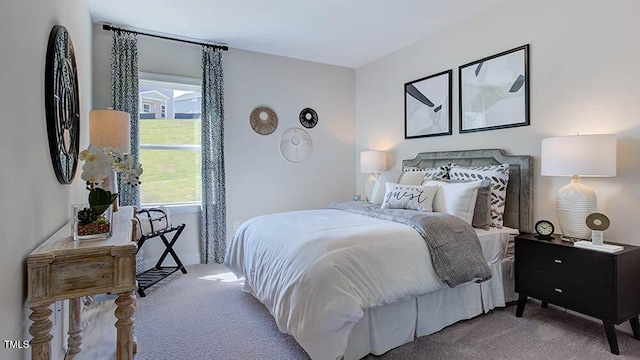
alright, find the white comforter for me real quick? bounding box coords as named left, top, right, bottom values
left=225, top=209, right=449, bottom=360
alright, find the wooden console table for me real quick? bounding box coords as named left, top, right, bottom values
left=27, top=206, right=138, bottom=360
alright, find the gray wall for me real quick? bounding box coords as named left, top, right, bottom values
left=93, top=25, right=356, bottom=265
left=0, top=1, right=93, bottom=359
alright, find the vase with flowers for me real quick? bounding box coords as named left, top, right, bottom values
left=73, top=145, right=142, bottom=240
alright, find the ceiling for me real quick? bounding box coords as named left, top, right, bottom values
left=86, top=0, right=510, bottom=68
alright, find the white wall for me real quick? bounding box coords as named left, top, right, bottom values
left=0, top=1, right=92, bottom=359
left=93, top=26, right=356, bottom=264
left=356, top=0, right=640, bottom=245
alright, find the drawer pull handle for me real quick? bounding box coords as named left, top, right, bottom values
left=555, top=288, right=563, bottom=293
left=554, top=259, right=563, bottom=264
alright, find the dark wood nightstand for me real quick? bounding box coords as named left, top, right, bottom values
left=515, top=233, right=640, bottom=355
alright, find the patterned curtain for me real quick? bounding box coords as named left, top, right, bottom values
left=110, top=30, right=140, bottom=207
left=111, top=30, right=143, bottom=274
left=200, top=46, right=226, bottom=264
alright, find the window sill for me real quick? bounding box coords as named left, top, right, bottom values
left=141, top=203, right=201, bottom=215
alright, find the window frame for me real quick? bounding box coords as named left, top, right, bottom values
left=138, top=72, right=203, bottom=208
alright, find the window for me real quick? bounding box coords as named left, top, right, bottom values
left=143, top=103, right=151, bottom=113
left=139, top=74, right=201, bottom=205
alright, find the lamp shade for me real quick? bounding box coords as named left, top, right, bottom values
left=360, top=150, right=386, bottom=173
left=89, top=109, right=131, bottom=152
left=541, top=134, right=616, bottom=177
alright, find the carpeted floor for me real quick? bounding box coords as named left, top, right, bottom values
left=131, top=264, right=640, bottom=360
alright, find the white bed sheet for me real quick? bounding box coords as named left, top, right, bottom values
left=475, top=226, right=519, bottom=264
left=226, top=209, right=446, bottom=360
left=226, top=210, right=518, bottom=360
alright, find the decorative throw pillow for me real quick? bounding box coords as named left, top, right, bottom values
left=403, top=166, right=423, bottom=172
left=472, top=182, right=492, bottom=230
left=403, top=164, right=450, bottom=181
left=448, top=163, right=510, bottom=228
left=380, top=183, right=438, bottom=212
left=399, top=170, right=427, bottom=185
left=369, top=170, right=402, bottom=205
left=423, top=180, right=483, bottom=225
left=437, top=179, right=492, bottom=230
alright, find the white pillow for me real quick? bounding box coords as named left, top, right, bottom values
left=370, top=170, right=402, bottom=205
left=399, top=171, right=426, bottom=185
left=380, top=183, right=438, bottom=212
left=423, top=180, right=483, bottom=224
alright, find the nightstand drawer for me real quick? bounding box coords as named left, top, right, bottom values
left=516, top=238, right=613, bottom=287
left=517, top=267, right=614, bottom=319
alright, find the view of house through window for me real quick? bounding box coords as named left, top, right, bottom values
left=139, top=76, right=201, bottom=205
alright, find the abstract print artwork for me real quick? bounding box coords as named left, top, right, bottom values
left=404, top=70, right=452, bottom=139
left=459, top=45, right=529, bottom=133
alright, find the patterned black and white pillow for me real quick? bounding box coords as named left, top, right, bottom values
left=402, top=163, right=451, bottom=181
left=448, top=163, right=510, bottom=228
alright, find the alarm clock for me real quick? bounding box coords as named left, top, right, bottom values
left=535, top=220, right=554, bottom=239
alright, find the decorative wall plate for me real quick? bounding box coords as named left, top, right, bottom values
left=45, top=25, right=80, bottom=184
left=299, top=108, right=318, bottom=129
left=280, top=128, right=312, bottom=163
left=250, top=106, right=278, bottom=135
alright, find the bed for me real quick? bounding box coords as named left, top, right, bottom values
left=225, top=149, right=533, bottom=360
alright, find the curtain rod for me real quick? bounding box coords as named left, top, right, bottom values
left=102, top=24, right=229, bottom=51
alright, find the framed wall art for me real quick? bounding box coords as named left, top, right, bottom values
left=459, top=44, right=529, bottom=133
left=404, top=69, right=452, bottom=139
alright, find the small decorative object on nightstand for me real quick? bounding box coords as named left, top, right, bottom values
left=534, top=220, right=554, bottom=240
left=586, top=212, right=610, bottom=246
left=515, top=233, right=640, bottom=355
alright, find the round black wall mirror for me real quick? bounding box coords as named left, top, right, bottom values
left=45, top=25, right=80, bottom=184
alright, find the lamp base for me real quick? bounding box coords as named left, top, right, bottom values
left=556, top=176, right=596, bottom=240
left=364, top=174, right=377, bottom=202
left=101, top=171, right=119, bottom=212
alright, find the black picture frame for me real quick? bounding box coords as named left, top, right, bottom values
left=459, top=44, right=529, bottom=134
left=404, top=69, right=452, bottom=139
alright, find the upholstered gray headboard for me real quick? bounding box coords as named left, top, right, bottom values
left=402, top=149, right=533, bottom=233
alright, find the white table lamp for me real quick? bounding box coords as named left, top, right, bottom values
left=360, top=150, right=386, bottom=201
left=89, top=109, right=131, bottom=211
left=541, top=134, right=616, bottom=240
left=89, top=109, right=131, bottom=153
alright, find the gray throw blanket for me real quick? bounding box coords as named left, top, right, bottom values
left=327, top=201, right=491, bottom=287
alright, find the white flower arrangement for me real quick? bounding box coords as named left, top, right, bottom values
left=79, top=145, right=142, bottom=190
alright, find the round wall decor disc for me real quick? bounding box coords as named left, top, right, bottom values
left=299, top=108, right=318, bottom=129
left=280, top=128, right=312, bottom=163
left=586, top=212, right=610, bottom=231
left=250, top=106, right=278, bottom=135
